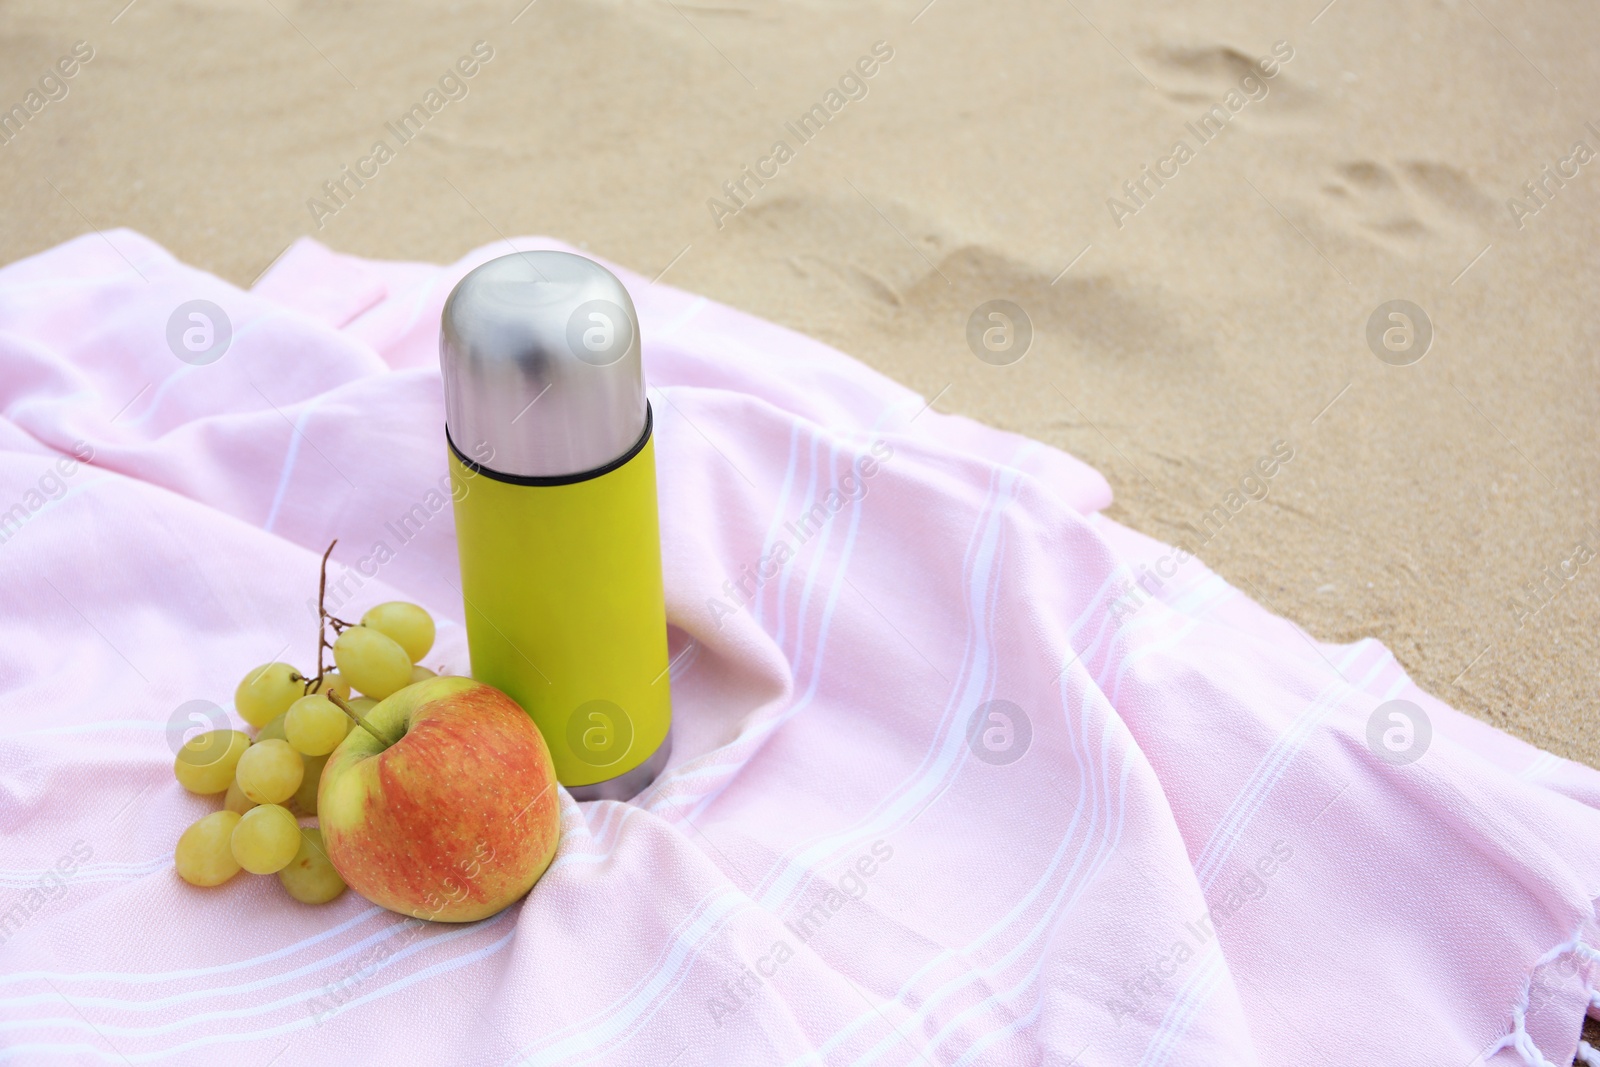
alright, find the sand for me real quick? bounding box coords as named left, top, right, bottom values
left=3, top=0, right=1597, bottom=779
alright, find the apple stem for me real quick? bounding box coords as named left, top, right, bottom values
left=327, top=690, right=395, bottom=750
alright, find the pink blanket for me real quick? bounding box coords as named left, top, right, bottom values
left=2, top=230, right=1598, bottom=1066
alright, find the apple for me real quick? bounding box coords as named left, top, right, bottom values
left=319, top=676, right=561, bottom=922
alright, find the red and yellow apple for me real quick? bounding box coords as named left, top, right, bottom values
left=319, top=675, right=561, bottom=922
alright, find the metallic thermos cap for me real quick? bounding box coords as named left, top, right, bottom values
left=441, top=251, right=646, bottom=479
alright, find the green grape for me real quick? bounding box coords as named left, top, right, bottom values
left=175, top=811, right=242, bottom=887
left=277, top=827, right=347, bottom=904
left=288, top=753, right=329, bottom=818
left=333, top=626, right=413, bottom=700
left=410, top=664, right=436, bottom=684
left=256, top=713, right=287, bottom=743
left=230, top=804, right=301, bottom=875
left=173, top=730, right=250, bottom=795
left=234, top=663, right=305, bottom=728
left=284, top=695, right=349, bottom=757
left=224, top=776, right=257, bottom=815
left=235, top=738, right=303, bottom=805
left=348, top=696, right=379, bottom=715
left=306, top=672, right=352, bottom=702
left=361, top=602, right=435, bottom=663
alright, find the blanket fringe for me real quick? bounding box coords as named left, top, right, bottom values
left=1490, top=935, right=1600, bottom=1067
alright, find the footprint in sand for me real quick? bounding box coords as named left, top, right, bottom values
left=1319, top=159, right=1497, bottom=251
left=1142, top=42, right=1305, bottom=112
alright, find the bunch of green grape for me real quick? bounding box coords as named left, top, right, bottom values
left=171, top=601, right=437, bottom=904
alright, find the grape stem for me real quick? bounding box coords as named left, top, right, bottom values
left=326, top=690, right=396, bottom=750
left=305, top=539, right=355, bottom=696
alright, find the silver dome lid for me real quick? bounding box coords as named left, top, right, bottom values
left=440, top=251, right=647, bottom=479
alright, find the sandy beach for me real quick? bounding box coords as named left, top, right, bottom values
left=3, top=0, right=1596, bottom=776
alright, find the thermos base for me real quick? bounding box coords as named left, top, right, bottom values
left=565, top=730, right=673, bottom=802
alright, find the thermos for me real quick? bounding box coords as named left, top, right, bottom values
left=440, top=251, right=672, bottom=801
